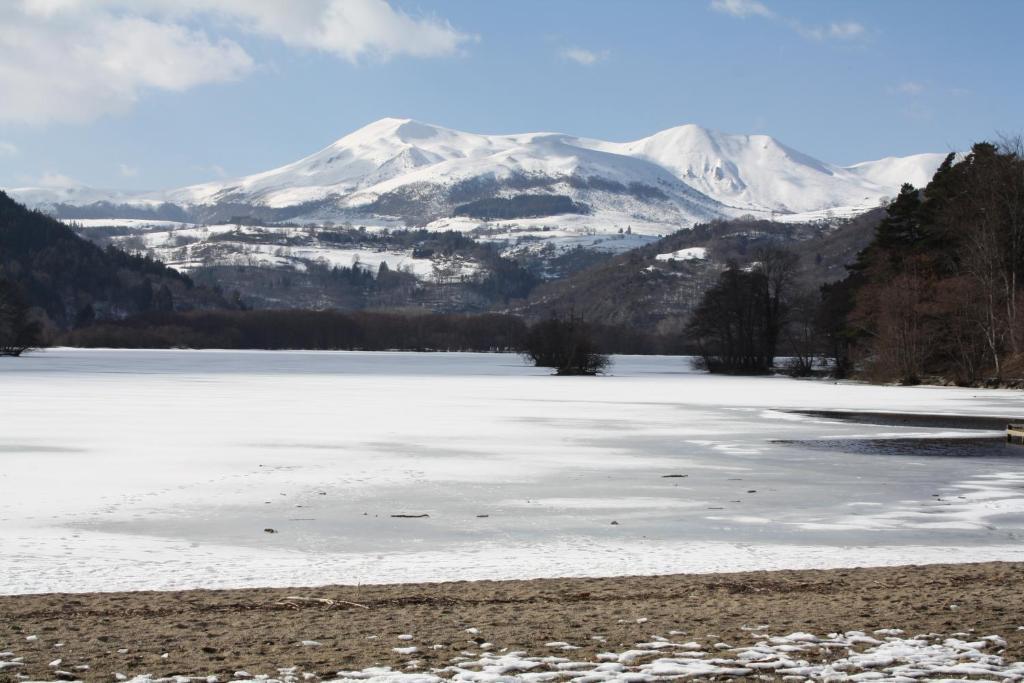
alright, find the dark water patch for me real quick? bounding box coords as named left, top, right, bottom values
left=788, top=410, right=1017, bottom=430
left=776, top=436, right=1019, bottom=458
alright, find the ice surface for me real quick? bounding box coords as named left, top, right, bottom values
left=1, top=350, right=1023, bottom=595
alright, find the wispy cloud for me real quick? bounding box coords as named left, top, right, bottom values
left=711, top=1, right=867, bottom=43
left=561, top=47, right=608, bottom=66
left=890, top=81, right=926, bottom=96
left=710, top=0, right=773, bottom=19
left=796, top=20, right=865, bottom=41
left=827, top=21, right=865, bottom=39
left=0, top=1, right=475, bottom=125
left=0, top=141, right=18, bottom=157
left=119, top=163, right=140, bottom=178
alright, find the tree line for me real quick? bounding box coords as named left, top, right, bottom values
left=57, top=308, right=662, bottom=360
left=834, top=141, right=1024, bottom=384
left=686, top=138, right=1024, bottom=385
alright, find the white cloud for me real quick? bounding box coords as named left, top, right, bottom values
left=797, top=20, right=866, bottom=41
left=119, top=163, right=140, bottom=178
left=561, top=47, right=608, bottom=66
left=710, top=0, right=773, bottom=19
left=0, top=1, right=473, bottom=124
left=890, top=81, right=926, bottom=96
left=183, top=0, right=477, bottom=62
left=711, top=1, right=867, bottom=43
left=0, top=7, right=252, bottom=124
left=0, top=141, right=18, bottom=157
left=827, top=21, right=865, bottom=39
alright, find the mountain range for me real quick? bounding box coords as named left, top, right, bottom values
left=9, top=118, right=945, bottom=233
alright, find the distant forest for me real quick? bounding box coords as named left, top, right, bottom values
left=453, top=194, right=589, bottom=220
left=60, top=309, right=674, bottom=355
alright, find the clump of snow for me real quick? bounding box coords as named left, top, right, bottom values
left=654, top=246, right=707, bottom=262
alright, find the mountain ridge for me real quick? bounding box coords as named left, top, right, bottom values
left=8, top=118, right=946, bottom=231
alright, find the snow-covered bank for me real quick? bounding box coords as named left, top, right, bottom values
left=2, top=350, right=1023, bottom=594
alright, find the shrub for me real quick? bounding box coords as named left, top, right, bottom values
left=0, top=278, right=43, bottom=356
left=522, top=316, right=610, bottom=375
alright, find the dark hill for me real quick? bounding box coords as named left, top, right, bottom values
left=520, top=210, right=885, bottom=336
left=0, top=191, right=229, bottom=330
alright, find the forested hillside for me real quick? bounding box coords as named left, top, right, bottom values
left=831, top=141, right=1024, bottom=384
left=0, top=191, right=229, bottom=333
left=674, top=139, right=1024, bottom=385
left=521, top=211, right=884, bottom=337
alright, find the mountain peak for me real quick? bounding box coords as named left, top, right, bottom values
left=340, top=117, right=454, bottom=145
left=9, top=118, right=944, bottom=227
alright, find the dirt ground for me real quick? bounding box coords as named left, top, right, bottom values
left=2, top=562, right=1022, bottom=681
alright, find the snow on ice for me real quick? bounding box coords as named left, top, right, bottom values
left=1, top=350, right=1023, bottom=595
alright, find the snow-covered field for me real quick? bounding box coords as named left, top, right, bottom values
left=654, top=247, right=707, bottom=262
left=2, top=350, right=1023, bottom=595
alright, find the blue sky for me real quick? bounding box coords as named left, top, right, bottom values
left=0, top=0, right=1020, bottom=191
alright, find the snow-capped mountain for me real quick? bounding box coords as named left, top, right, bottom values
left=590, top=124, right=944, bottom=214
left=9, top=118, right=946, bottom=233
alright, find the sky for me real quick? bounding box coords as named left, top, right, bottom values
left=0, top=0, right=1021, bottom=192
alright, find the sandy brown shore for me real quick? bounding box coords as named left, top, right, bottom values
left=2, top=562, right=1023, bottom=681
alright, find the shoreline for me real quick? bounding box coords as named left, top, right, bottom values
left=3, top=562, right=1023, bottom=681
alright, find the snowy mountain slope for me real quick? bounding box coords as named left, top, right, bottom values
left=591, top=124, right=945, bottom=214
left=156, top=120, right=728, bottom=231
left=165, top=118, right=515, bottom=207
left=8, top=118, right=944, bottom=231
left=845, top=152, right=950, bottom=192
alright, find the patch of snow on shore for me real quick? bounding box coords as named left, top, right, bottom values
left=6, top=630, right=1021, bottom=682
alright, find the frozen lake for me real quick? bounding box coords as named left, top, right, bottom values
left=2, top=349, right=1024, bottom=595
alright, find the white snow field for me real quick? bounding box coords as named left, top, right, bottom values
left=2, top=349, right=1024, bottom=595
